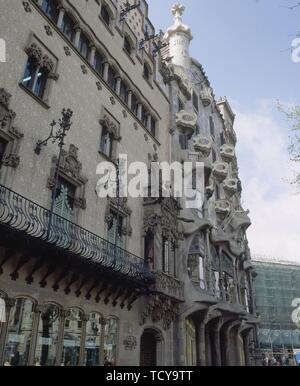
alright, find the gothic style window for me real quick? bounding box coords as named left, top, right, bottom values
left=55, top=176, right=76, bottom=211
left=3, top=298, right=35, bottom=366
left=179, top=134, right=189, bottom=150
left=143, top=63, right=150, bottom=81
left=170, top=242, right=176, bottom=277
left=62, top=308, right=84, bottom=366
left=141, top=105, right=148, bottom=127
left=22, top=57, right=49, bottom=99
left=209, top=116, right=215, bottom=138
left=93, top=51, right=104, bottom=77
left=107, top=67, right=117, bottom=91
left=131, top=94, right=139, bottom=116
left=61, top=13, right=75, bottom=42
left=78, top=33, right=91, bottom=60
left=178, top=97, right=184, bottom=112
left=124, top=36, right=132, bottom=55
left=101, top=4, right=111, bottom=26
left=100, top=126, right=113, bottom=158
left=163, top=238, right=170, bottom=274
left=108, top=210, right=123, bottom=248
left=35, top=304, right=60, bottom=366
left=84, top=313, right=102, bottom=366
left=41, top=0, right=59, bottom=23
left=103, top=318, right=118, bottom=366
left=150, top=117, right=156, bottom=137
left=119, top=81, right=129, bottom=104
left=188, top=233, right=207, bottom=290
left=0, top=137, right=7, bottom=165
left=193, top=91, right=199, bottom=112
left=144, top=230, right=155, bottom=265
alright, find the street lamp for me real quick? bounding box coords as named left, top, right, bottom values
left=34, top=108, right=73, bottom=239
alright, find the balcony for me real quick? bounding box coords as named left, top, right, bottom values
left=0, top=184, right=153, bottom=283
left=212, top=162, right=228, bottom=183
left=200, top=87, right=213, bottom=107
left=193, top=135, right=212, bottom=158
left=223, top=178, right=238, bottom=198
left=176, top=110, right=198, bottom=136
left=215, top=199, right=231, bottom=219
left=153, top=271, right=185, bottom=302
left=220, top=144, right=235, bottom=163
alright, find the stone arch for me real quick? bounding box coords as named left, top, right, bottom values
left=140, top=327, right=164, bottom=366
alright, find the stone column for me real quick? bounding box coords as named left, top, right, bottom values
left=74, top=26, right=81, bottom=49
left=57, top=7, right=66, bottom=29
left=100, top=317, right=107, bottom=366
left=0, top=298, right=15, bottom=365
left=137, top=104, right=143, bottom=121
left=197, top=322, right=206, bottom=366
left=89, top=45, right=96, bottom=67
left=212, top=322, right=222, bottom=366
left=146, top=115, right=152, bottom=132
left=79, top=314, right=89, bottom=366
left=115, top=77, right=122, bottom=96
left=127, top=90, right=132, bottom=109
left=218, top=246, right=225, bottom=301
left=103, top=62, right=109, bottom=83
left=55, top=309, right=68, bottom=366
left=28, top=304, right=43, bottom=366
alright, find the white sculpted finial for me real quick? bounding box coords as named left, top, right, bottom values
left=171, top=3, right=185, bottom=23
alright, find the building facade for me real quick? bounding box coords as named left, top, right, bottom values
left=0, top=0, right=258, bottom=366
left=253, top=256, right=300, bottom=361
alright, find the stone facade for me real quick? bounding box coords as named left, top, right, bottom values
left=0, top=0, right=258, bottom=366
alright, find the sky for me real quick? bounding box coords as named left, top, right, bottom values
left=149, top=0, right=300, bottom=262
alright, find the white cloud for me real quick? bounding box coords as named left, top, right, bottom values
left=232, top=99, right=300, bottom=262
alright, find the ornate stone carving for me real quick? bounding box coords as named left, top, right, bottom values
left=25, top=43, right=42, bottom=63
left=176, top=110, right=197, bottom=136
left=193, top=135, right=212, bottom=157
left=100, top=114, right=120, bottom=140
left=64, top=46, right=71, bottom=56
left=22, top=1, right=32, bottom=12
left=81, top=65, right=87, bottom=74
left=96, top=81, right=102, bottom=91
left=110, top=96, right=116, bottom=105
left=41, top=55, right=55, bottom=72
left=154, top=271, right=185, bottom=301
left=212, top=162, right=228, bottom=183
left=140, top=295, right=179, bottom=330
left=2, top=153, right=20, bottom=168
left=44, top=25, right=53, bottom=36
left=123, top=336, right=137, bottom=351
left=220, top=144, right=235, bottom=163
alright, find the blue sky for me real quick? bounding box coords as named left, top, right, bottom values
left=149, top=0, right=300, bottom=261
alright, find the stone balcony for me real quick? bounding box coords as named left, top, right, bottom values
left=193, top=135, right=212, bottom=158
left=176, top=110, right=198, bottom=136
left=223, top=178, right=238, bottom=198
left=152, top=271, right=185, bottom=302
left=212, top=162, right=228, bottom=183
left=220, top=144, right=236, bottom=163
left=200, top=87, right=213, bottom=107
left=215, top=199, right=231, bottom=219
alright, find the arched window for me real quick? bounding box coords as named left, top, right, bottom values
left=93, top=51, right=104, bottom=77
left=187, top=233, right=206, bottom=290
left=60, top=13, right=76, bottom=42
left=62, top=308, right=84, bottom=366
left=141, top=105, right=148, bottom=128
left=143, top=63, right=151, bottom=81
left=131, top=93, right=139, bottom=116
left=103, top=317, right=118, bottom=366
left=41, top=0, right=59, bottom=23
left=124, top=36, right=132, bottom=56
left=84, top=313, right=103, bottom=366
left=100, top=126, right=113, bottom=158
left=107, top=66, right=117, bottom=91
left=119, top=81, right=129, bottom=104
left=209, top=116, right=215, bottom=138
left=35, top=304, right=60, bottom=366
left=3, top=297, right=35, bottom=366
left=150, top=117, right=156, bottom=137
left=101, top=4, right=111, bottom=26
left=78, top=33, right=91, bottom=60
left=144, top=230, right=154, bottom=265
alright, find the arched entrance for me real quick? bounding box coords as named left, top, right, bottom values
left=140, top=329, right=163, bottom=366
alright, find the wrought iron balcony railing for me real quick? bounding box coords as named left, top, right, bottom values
left=153, top=272, right=185, bottom=301
left=0, top=184, right=153, bottom=282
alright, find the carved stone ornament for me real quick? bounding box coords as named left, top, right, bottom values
left=140, top=294, right=179, bottom=330
left=100, top=114, right=120, bottom=140
left=123, top=336, right=137, bottom=351
left=25, top=43, right=43, bottom=63
left=193, top=135, right=212, bottom=157
left=22, top=1, right=32, bottom=13
left=176, top=110, right=197, bottom=136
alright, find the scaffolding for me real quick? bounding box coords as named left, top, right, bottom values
left=252, top=256, right=300, bottom=357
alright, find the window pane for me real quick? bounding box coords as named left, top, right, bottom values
left=93, top=52, right=104, bottom=76
left=101, top=5, right=110, bottom=25
left=41, top=0, right=59, bottom=23
left=3, top=298, right=34, bottom=366
left=100, top=126, right=113, bottom=158
left=103, top=318, right=117, bottom=366
left=79, top=34, right=90, bottom=59
left=108, top=210, right=123, bottom=248
left=0, top=137, right=7, bottom=163
left=124, top=37, right=131, bottom=55
left=35, top=304, right=60, bottom=366
left=61, top=14, right=75, bottom=41
left=22, top=58, right=37, bottom=90
left=62, top=308, right=83, bottom=366
left=34, top=67, right=48, bottom=99
left=84, top=313, right=102, bottom=366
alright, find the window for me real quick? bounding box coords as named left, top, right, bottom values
left=93, top=51, right=104, bottom=77
left=55, top=176, right=76, bottom=210
left=178, top=97, right=184, bottom=112
left=143, top=63, right=150, bottom=81
left=108, top=210, right=123, bottom=248
left=209, top=116, right=215, bottom=138
left=41, top=0, right=59, bottom=23
left=124, top=36, right=132, bottom=55
left=212, top=148, right=217, bottom=163
left=144, top=230, right=154, bottom=264
left=193, top=91, right=199, bottom=112
left=22, top=57, right=49, bottom=99
left=179, top=134, right=189, bottom=150
left=101, top=4, right=111, bottom=26
left=103, top=318, right=118, bottom=366
left=141, top=105, right=148, bottom=127
left=84, top=313, right=102, bottom=366
left=0, top=137, right=7, bottom=164
left=107, top=67, right=117, bottom=91
left=100, top=126, right=113, bottom=158
left=61, top=13, right=75, bottom=42
left=35, top=304, right=60, bottom=366
left=78, top=33, right=90, bottom=60
left=150, top=117, right=156, bottom=137
left=213, top=271, right=221, bottom=298
left=199, top=256, right=205, bottom=289
left=215, top=183, right=220, bottom=200
left=131, top=94, right=138, bottom=116
left=220, top=132, right=225, bottom=146
left=187, top=254, right=206, bottom=289
left=119, top=81, right=129, bottom=104
left=62, top=309, right=83, bottom=366
left=163, top=238, right=170, bottom=274
left=3, top=298, right=35, bottom=366
left=170, top=242, right=176, bottom=277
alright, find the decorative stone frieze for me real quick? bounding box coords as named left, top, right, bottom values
left=123, top=336, right=137, bottom=351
